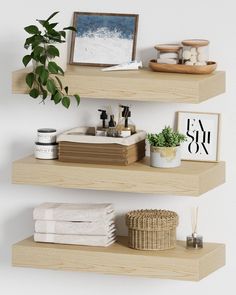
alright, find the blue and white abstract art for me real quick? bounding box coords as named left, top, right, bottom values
left=71, top=12, right=139, bottom=66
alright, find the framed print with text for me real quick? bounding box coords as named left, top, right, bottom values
left=177, top=111, right=220, bottom=162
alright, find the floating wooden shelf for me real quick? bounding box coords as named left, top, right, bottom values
left=12, top=66, right=225, bottom=103
left=12, top=236, right=225, bottom=281
left=12, top=156, right=225, bottom=196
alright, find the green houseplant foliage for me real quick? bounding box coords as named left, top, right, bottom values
left=22, top=11, right=80, bottom=108
left=147, top=126, right=187, bottom=147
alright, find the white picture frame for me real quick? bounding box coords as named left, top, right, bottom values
left=177, top=111, right=220, bottom=162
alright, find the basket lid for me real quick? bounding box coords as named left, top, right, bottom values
left=182, top=39, right=209, bottom=47
left=154, top=44, right=182, bottom=52
left=126, top=209, right=179, bottom=231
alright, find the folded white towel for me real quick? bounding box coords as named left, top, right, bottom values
left=34, top=232, right=116, bottom=247
left=35, top=220, right=116, bottom=235
left=33, top=203, right=114, bottom=222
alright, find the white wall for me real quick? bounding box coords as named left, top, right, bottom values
left=0, top=0, right=235, bottom=294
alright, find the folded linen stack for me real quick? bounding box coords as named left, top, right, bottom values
left=33, top=203, right=116, bottom=247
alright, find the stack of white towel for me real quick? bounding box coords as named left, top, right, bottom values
left=33, top=203, right=116, bottom=247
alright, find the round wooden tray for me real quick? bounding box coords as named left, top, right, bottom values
left=149, top=60, right=217, bottom=74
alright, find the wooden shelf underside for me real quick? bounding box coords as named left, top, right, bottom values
left=12, top=66, right=225, bottom=103
left=12, top=156, right=225, bottom=196
left=12, top=236, right=225, bottom=281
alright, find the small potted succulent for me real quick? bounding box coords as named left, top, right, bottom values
left=147, top=126, right=187, bottom=168
left=22, top=11, right=80, bottom=108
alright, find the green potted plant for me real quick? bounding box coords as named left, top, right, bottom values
left=22, top=11, right=80, bottom=108
left=147, top=126, right=187, bottom=168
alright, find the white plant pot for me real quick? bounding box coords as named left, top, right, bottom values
left=150, top=146, right=181, bottom=168
left=32, top=42, right=68, bottom=72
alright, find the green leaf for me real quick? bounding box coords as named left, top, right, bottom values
left=64, top=86, right=68, bottom=94
left=48, top=61, right=58, bottom=74
left=57, top=65, right=64, bottom=75
left=42, top=89, right=48, bottom=100
left=26, top=72, right=35, bottom=88
left=29, top=88, right=39, bottom=98
left=47, top=45, right=59, bottom=57
left=40, top=68, right=49, bottom=85
left=74, top=94, right=80, bottom=106
left=24, top=25, right=40, bottom=35
left=39, top=55, right=47, bottom=65
left=63, top=26, right=77, bottom=32
left=46, top=79, right=56, bottom=94
left=35, top=65, right=44, bottom=75
left=46, top=11, right=59, bottom=22
left=33, top=45, right=44, bottom=59
left=59, top=31, right=66, bottom=38
left=62, top=96, right=70, bottom=108
left=22, top=55, right=32, bottom=67
left=36, top=19, right=46, bottom=27
left=48, top=22, right=58, bottom=29
left=55, top=76, right=63, bottom=90
left=53, top=91, right=62, bottom=104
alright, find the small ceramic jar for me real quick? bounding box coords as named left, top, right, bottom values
left=37, top=128, right=57, bottom=144
left=34, top=142, right=58, bottom=160
left=181, top=39, right=209, bottom=66
left=154, top=44, right=182, bottom=65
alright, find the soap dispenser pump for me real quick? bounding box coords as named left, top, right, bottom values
left=97, top=109, right=108, bottom=131
left=117, top=105, right=136, bottom=137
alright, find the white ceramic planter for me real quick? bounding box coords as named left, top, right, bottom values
left=150, top=146, right=181, bottom=168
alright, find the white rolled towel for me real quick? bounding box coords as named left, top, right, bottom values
left=34, top=232, right=116, bottom=247
left=35, top=219, right=116, bottom=235
left=159, top=52, right=179, bottom=59
left=33, top=203, right=114, bottom=222
left=157, top=58, right=178, bottom=65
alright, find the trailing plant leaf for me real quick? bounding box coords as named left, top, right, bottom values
left=57, top=65, right=64, bottom=75
left=74, top=94, right=80, bottom=106
left=47, top=45, right=59, bottom=57
left=63, top=26, right=77, bottom=32
left=22, top=55, right=32, bottom=67
left=46, top=11, right=59, bottom=22
left=55, top=76, right=63, bottom=90
left=62, top=96, right=70, bottom=108
left=23, top=11, right=79, bottom=108
left=26, top=72, right=35, bottom=88
left=33, top=45, right=44, bottom=59
left=29, top=88, right=39, bottom=98
left=53, top=91, right=62, bottom=104
left=24, top=25, right=40, bottom=34
left=48, top=61, right=59, bottom=74
left=46, top=79, right=56, bottom=94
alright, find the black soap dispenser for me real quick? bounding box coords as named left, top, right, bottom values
left=117, top=105, right=136, bottom=137
left=97, top=109, right=108, bottom=132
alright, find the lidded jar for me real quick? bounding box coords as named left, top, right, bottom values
left=154, top=44, right=182, bottom=65
left=181, top=39, right=209, bottom=66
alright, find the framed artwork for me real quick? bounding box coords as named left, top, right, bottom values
left=177, top=111, right=220, bottom=162
left=70, top=12, right=139, bottom=66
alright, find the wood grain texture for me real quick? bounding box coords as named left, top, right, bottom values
left=12, top=156, right=225, bottom=196
left=12, top=66, right=225, bottom=103
left=12, top=236, right=225, bottom=281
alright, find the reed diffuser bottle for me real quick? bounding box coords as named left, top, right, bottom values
left=186, top=207, right=203, bottom=249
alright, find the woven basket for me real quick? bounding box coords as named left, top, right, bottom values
left=126, top=209, right=179, bottom=250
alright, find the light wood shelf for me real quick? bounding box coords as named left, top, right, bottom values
left=12, top=236, right=225, bottom=281
left=12, top=156, right=225, bottom=196
left=12, top=66, right=225, bottom=103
